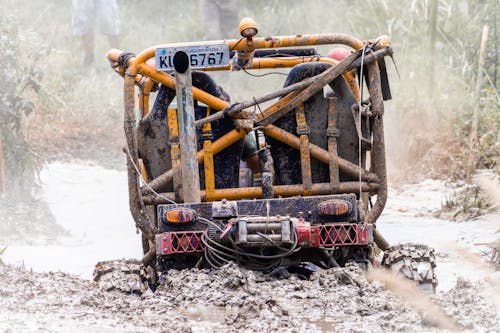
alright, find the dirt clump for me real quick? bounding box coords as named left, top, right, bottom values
left=0, top=262, right=498, bottom=332
left=438, top=278, right=499, bottom=331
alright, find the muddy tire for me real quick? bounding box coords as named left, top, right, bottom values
left=382, top=243, right=437, bottom=292
left=93, top=259, right=147, bottom=294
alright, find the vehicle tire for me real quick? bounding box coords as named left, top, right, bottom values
left=382, top=243, right=437, bottom=292
left=93, top=259, right=147, bottom=294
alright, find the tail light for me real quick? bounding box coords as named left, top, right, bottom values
left=317, top=199, right=352, bottom=217
left=165, top=208, right=197, bottom=224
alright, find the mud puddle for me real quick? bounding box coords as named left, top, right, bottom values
left=2, top=162, right=142, bottom=278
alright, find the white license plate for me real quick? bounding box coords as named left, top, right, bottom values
left=155, top=44, right=230, bottom=71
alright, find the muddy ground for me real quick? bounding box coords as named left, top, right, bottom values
left=1, top=163, right=499, bottom=332
left=0, top=261, right=498, bottom=333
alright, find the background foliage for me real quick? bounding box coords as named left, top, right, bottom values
left=0, top=0, right=498, bottom=195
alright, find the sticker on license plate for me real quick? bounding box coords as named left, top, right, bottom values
left=155, top=44, right=230, bottom=71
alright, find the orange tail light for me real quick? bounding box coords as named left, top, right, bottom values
left=165, top=208, right=197, bottom=224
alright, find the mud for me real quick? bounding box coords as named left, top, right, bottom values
left=1, top=262, right=498, bottom=333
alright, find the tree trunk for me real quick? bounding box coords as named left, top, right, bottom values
left=466, top=25, right=489, bottom=183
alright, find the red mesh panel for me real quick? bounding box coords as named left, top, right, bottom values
left=159, top=231, right=205, bottom=255
left=317, top=224, right=368, bottom=246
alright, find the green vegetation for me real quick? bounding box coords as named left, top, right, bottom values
left=329, top=0, right=499, bottom=180
left=0, top=14, right=42, bottom=199
left=0, top=9, right=58, bottom=239
left=438, top=183, right=493, bottom=221
left=0, top=0, right=498, bottom=195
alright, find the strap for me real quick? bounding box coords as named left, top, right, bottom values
left=295, top=103, right=312, bottom=189
left=327, top=98, right=340, bottom=185
left=201, top=107, right=213, bottom=140
left=295, top=103, right=310, bottom=135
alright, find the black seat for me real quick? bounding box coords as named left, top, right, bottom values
left=265, top=63, right=370, bottom=185
left=137, top=72, right=243, bottom=193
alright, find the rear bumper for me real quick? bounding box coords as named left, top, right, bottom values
left=156, top=223, right=371, bottom=256
left=155, top=194, right=373, bottom=258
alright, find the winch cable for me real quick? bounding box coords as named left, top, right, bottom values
left=204, top=248, right=226, bottom=269
left=255, top=232, right=298, bottom=252
left=202, top=229, right=299, bottom=260
left=200, top=217, right=300, bottom=260
left=200, top=216, right=300, bottom=270
left=202, top=234, right=281, bottom=271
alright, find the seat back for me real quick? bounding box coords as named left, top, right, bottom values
left=265, top=63, right=370, bottom=185
left=137, top=72, right=243, bottom=193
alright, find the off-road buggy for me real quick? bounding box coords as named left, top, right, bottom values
left=95, top=18, right=436, bottom=292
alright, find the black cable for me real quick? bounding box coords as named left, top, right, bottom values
left=200, top=216, right=301, bottom=270
left=255, top=232, right=295, bottom=252
left=242, top=68, right=288, bottom=77
left=207, top=225, right=298, bottom=259
left=118, top=52, right=135, bottom=70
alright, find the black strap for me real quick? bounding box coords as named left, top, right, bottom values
left=118, top=52, right=135, bottom=70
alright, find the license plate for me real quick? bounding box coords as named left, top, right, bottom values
left=155, top=44, right=230, bottom=71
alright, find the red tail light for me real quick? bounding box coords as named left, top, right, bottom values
left=317, top=199, right=352, bottom=217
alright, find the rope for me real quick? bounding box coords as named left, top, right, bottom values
left=124, top=146, right=178, bottom=205
left=358, top=44, right=367, bottom=199
left=252, top=97, right=264, bottom=118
